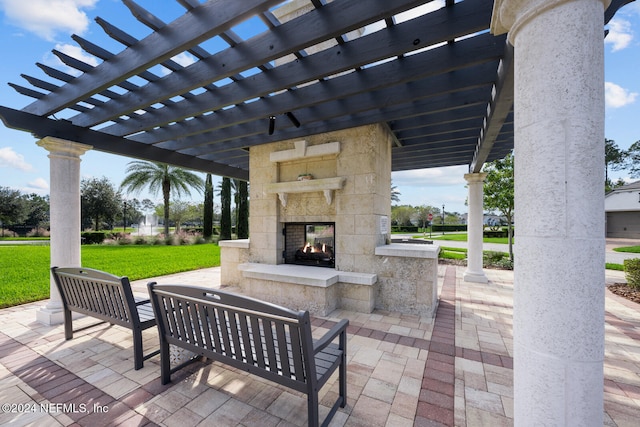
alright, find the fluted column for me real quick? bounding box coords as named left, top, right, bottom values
left=463, top=173, right=488, bottom=283
left=492, top=1, right=608, bottom=425
left=36, top=137, right=92, bottom=325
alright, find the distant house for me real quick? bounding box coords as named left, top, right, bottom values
left=605, top=181, right=640, bottom=238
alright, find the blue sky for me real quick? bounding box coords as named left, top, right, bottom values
left=0, top=0, right=639, bottom=215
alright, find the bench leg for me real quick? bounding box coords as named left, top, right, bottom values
left=308, top=392, right=319, bottom=427
left=160, top=339, right=171, bottom=385
left=133, top=329, right=144, bottom=370
left=64, top=309, right=73, bottom=340
left=339, top=334, right=347, bottom=408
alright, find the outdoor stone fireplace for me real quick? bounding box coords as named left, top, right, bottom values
left=219, top=124, right=439, bottom=317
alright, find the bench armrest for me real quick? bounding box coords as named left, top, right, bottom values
left=313, top=318, right=349, bottom=354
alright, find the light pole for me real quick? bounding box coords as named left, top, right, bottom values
left=123, top=200, right=127, bottom=233
left=442, top=204, right=445, bottom=235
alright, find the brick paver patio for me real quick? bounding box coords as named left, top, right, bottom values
left=0, top=265, right=638, bottom=426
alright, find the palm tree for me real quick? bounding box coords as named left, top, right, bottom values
left=391, top=181, right=401, bottom=203
left=120, top=161, right=204, bottom=236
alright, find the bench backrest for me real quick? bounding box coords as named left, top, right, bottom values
left=148, top=283, right=316, bottom=393
left=51, top=266, right=140, bottom=328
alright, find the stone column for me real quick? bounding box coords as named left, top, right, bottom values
left=463, top=173, right=488, bottom=283
left=492, top=1, right=608, bottom=426
left=36, top=137, right=92, bottom=325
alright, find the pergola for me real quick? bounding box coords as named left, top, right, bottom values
left=0, top=0, right=519, bottom=177
left=0, top=0, right=634, bottom=425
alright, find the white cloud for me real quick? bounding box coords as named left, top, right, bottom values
left=171, top=52, right=197, bottom=68
left=606, top=18, right=634, bottom=52
left=392, top=165, right=467, bottom=187
left=159, top=52, right=198, bottom=76
left=0, top=0, right=98, bottom=41
left=0, top=146, right=33, bottom=171
left=43, top=43, right=99, bottom=76
left=394, top=1, right=445, bottom=24
left=27, top=177, right=49, bottom=192
left=364, top=1, right=444, bottom=35
left=605, top=82, right=638, bottom=108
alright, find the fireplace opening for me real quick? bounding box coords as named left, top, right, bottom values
left=284, top=222, right=335, bottom=268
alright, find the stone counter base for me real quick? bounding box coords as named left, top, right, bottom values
left=238, top=263, right=377, bottom=316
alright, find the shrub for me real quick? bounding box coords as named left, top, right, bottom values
left=26, top=227, right=50, bottom=237
left=482, top=228, right=514, bottom=238
left=482, top=251, right=513, bottom=270
left=493, top=257, right=513, bottom=270
left=483, top=230, right=507, bottom=238
left=483, top=251, right=505, bottom=266
left=133, top=236, right=148, bottom=245
left=117, top=236, right=133, bottom=245
left=391, top=225, right=419, bottom=232
left=624, top=258, right=640, bottom=289
left=82, top=232, right=107, bottom=244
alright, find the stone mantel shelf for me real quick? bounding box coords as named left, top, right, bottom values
left=269, top=140, right=340, bottom=163
left=265, top=176, right=345, bottom=206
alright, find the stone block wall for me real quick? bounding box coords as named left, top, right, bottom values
left=248, top=124, right=393, bottom=270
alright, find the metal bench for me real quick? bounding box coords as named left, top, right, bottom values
left=51, top=266, right=159, bottom=370
left=147, top=283, right=348, bottom=427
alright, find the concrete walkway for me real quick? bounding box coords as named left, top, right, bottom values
left=395, top=235, right=640, bottom=265
left=0, top=265, right=638, bottom=426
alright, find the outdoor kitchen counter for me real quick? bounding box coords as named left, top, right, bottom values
left=374, top=242, right=440, bottom=258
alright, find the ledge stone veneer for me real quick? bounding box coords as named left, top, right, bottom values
left=219, top=124, right=440, bottom=318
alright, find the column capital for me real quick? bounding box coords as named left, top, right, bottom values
left=37, top=136, right=92, bottom=158
left=463, top=172, right=487, bottom=183
left=491, top=0, right=611, bottom=43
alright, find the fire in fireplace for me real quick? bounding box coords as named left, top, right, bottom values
left=284, top=223, right=335, bottom=268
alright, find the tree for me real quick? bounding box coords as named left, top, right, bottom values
left=120, top=161, right=204, bottom=236
left=220, top=177, right=232, bottom=240
left=0, top=187, right=28, bottom=233
left=391, top=205, right=415, bottom=227
left=24, top=194, right=50, bottom=231
left=81, top=177, right=121, bottom=230
left=605, top=138, right=625, bottom=189
left=203, top=174, right=214, bottom=239
left=415, top=205, right=433, bottom=230
left=231, top=179, right=241, bottom=228
left=237, top=180, right=249, bottom=239
left=623, top=140, right=640, bottom=178
left=168, top=200, right=192, bottom=232
left=122, top=198, right=143, bottom=231
left=482, top=151, right=515, bottom=261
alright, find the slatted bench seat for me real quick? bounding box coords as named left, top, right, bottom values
left=51, top=266, right=159, bottom=370
left=147, top=283, right=348, bottom=427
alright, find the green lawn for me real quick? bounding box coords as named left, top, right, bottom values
left=413, top=233, right=511, bottom=244
left=0, top=244, right=221, bottom=309
left=613, top=246, right=640, bottom=253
